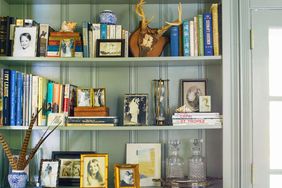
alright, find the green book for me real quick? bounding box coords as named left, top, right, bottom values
left=198, top=14, right=204, bottom=56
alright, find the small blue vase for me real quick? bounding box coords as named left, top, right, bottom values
left=8, top=170, right=28, bottom=188
left=99, top=10, right=117, bottom=25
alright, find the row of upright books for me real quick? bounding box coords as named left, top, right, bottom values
left=170, top=3, right=221, bottom=57
left=0, top=68, right=78, bottom=126
left=172, top=112, right=222, bottom=126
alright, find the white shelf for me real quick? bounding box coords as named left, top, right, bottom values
left=0, top=56, right=222, bottom=67
left=0, top=124, right=222, bottom=131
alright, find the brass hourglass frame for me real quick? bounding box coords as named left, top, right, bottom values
left=153, top=79, right=170, bottom=125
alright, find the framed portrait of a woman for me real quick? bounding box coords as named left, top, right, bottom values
left=80, top=153, right=108, bottom=188
left=180, top=79, right=207, bottom=112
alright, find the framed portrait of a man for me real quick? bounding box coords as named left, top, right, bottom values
left=180, top=79, right=207, bottom=112
left=39, top=159, right=60, bottom=188
left=52, top=151, right=95, bottom=186
left=80, top=153, right=108, bottom=188
left=114, top=164, right=139, bottom=188
left=123, top=94, right=148, bottom=126
left=13, top=26, right=38, bottom=57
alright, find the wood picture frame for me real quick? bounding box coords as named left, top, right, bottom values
left=39, top=159, right=60, bottom=188
left=80, top=153, right=109, bottom=188
left=96, top=39, right=125, bottom=57
left=123, top=94, right=148, bottom=126
left=114, top=164, right=140, bottom=188
left=51, top=151, right=96, bottom=186
left=180, top=79, right=207, bottom=112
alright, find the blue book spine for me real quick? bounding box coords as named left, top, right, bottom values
left=203, top=13, right=213, bottom=56
left=75, top=45, right=82, bottom=52
left=3, top=69, right=10, bottom=126
left=47, top=45, right=60, bottom=51
left=182, top=20, right=190, bottom=56
left=9, top=70, right=17, bottom=126
left=82, top=21, right=89, bottom=57
left=47, top=82, right=53, bottom=116
left=170, top=26, right=179, bottom=56
left=16, top=72, right=23, bottom=125
left=100, top=24, right=107, bottom=39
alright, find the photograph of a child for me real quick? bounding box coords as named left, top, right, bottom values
left=60, top=159, right=80, bottom=178
left=93, top=88, right=105, bottom=107
left=13, top=26, right=37, bottom=57
left=60, top=38, right=74, bottom=57
left=123, top=94, right=148, bottom=125
left=120, top=169, right=134, bottom=186
left=82, top=156, right=107, bottom=187
left=39, top=160, right=60, bottom=187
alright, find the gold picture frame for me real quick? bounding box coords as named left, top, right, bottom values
left=114, top=164, right=140, bottom=188
left=80, top=153, right=108, bottom=188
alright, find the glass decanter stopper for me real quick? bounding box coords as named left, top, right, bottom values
left=188, top=139, right=206, bottom=181
left=166, top=140, right=185, bottom=179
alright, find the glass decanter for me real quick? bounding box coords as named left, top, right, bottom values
left=166, top=140, right=185, bottom=179
left=188, top=139, right=206, bottom=181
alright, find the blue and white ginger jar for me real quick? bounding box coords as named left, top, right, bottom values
left=8, top=170, right=28, bottom=188
left=99, top=10, right=117, bottom=25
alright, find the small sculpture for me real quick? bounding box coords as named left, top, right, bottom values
left=176, top=105, right=193, bottom=113
left=60, top=21, right=77, bottom=32
left=129, top=0, right=182, bottom=57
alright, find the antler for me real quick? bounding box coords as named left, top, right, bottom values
left=157, top=2, right=182, bottom=36
left=135, top=0, right=154, bottom=30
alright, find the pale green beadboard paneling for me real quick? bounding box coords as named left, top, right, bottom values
left=31, top=65, right=61, bottom=82
left=67, top=130, right=93, bottom=150
left=206, top=129, right=222, bottom=178
left=206, top=64, right=222, bottom=114
left=98, top=67, right=129, bottom=119
left=168, top=66, right=201, bottom=111
left=69, top=4, right=91, bottom=28
left=136, top=66, right=159, bottom=125
left=0, top=0, right=9, bottom=16
left=30, top=4, right=61, bottom=30
left=97, top=130, right=130, bottom=187
left=167, top=129, right=200, bottom=176
left=136, top=130, right=160, bottom=142
left=68, top=66, right=92, bottom=87
left=9, top=4, right=25, bottom=18
left=250, top=0, right=282, bottom=8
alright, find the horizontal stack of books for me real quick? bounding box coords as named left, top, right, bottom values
left=172, top=112, right=222, bottom=126
left=67, top=116, right=118, bottom=126
left=170, top=3, right=221, bottom=57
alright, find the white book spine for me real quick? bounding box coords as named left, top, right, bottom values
left=115, top=25, right=122, bottom=39
left=123, top=30, right=129, bottom=57
left=189, top=21, right=195, bottom=56
left=92, top=23, right=101, bottom=57
left=22, top=74, right=26, bottom=126
left=173, top=118, right=222, bottom=125
left=107, top=25, right=111, bottom=39
left=109, top=25, right=116, bottom=39
left=32, top=75, right=38, bottom=126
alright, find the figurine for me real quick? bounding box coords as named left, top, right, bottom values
left=60, top=21, right=77, bottom=32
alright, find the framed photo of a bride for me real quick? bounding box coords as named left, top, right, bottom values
left=123, top=94, right=148, bottom=126
left=13, top=26, right=38, bottom=57
left=180, top=79, right=207, bottom=112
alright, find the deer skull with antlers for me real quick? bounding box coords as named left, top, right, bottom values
left=129, top=0, right=182, bottom=57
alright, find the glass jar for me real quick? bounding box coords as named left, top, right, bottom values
left=188, top=139, right=206, bottom=181
left=166, top=140, right=185, bottom=179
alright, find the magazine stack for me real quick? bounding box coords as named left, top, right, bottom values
left=172, top=112, right=222, bottom=126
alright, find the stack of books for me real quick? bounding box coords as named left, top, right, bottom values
left=172, top=112, right=222, bottom=126
left=66, top=116, right=119, bottom=126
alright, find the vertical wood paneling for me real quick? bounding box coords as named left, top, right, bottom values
left=0, top=0, right=9, bottom=16
left=68, top=131, right=93, bottom=150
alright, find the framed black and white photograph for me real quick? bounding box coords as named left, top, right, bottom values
left=114, top=164, right=139, bottom=188
left=199, top=95, right=211, bottom=112
left=39, top=159, right=60, bottom=188
left=96, top=39, right=125, bottom=57
left=60, top=38, right=75, bottom=57
left=93, top=88, right=106, bottom=107
left=181, top=79, right=207, bottom=112
left=123, top=94, right=148, bottom=126
left=52, top=151, right=96, bottom=186
left=77, top=88, right=92, bottom=107
left=13, top=26, right=38, bottom=57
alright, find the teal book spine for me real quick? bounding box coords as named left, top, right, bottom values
left=182, top=20, right=190, bottom=56
left=47, top=81, right=53, bottom=115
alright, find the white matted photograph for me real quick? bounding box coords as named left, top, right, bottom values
left=123, top=94, right=148, bottom=126
left=13, top=26, right=38, bottom=57
left=181, top=79, right=207, bottom=112
left=126, top=143, right=161, bottom=187
left=39, top=159, right=60, bottom=187
left=199, top=96, right=211, bottom=112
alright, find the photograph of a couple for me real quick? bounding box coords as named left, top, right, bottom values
left=123, top=94, right=148, bottom=126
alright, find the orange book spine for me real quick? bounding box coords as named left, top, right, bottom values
left=50, top=32, right=80, bottom=37
left=52, top=83, right=60, bottom=113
